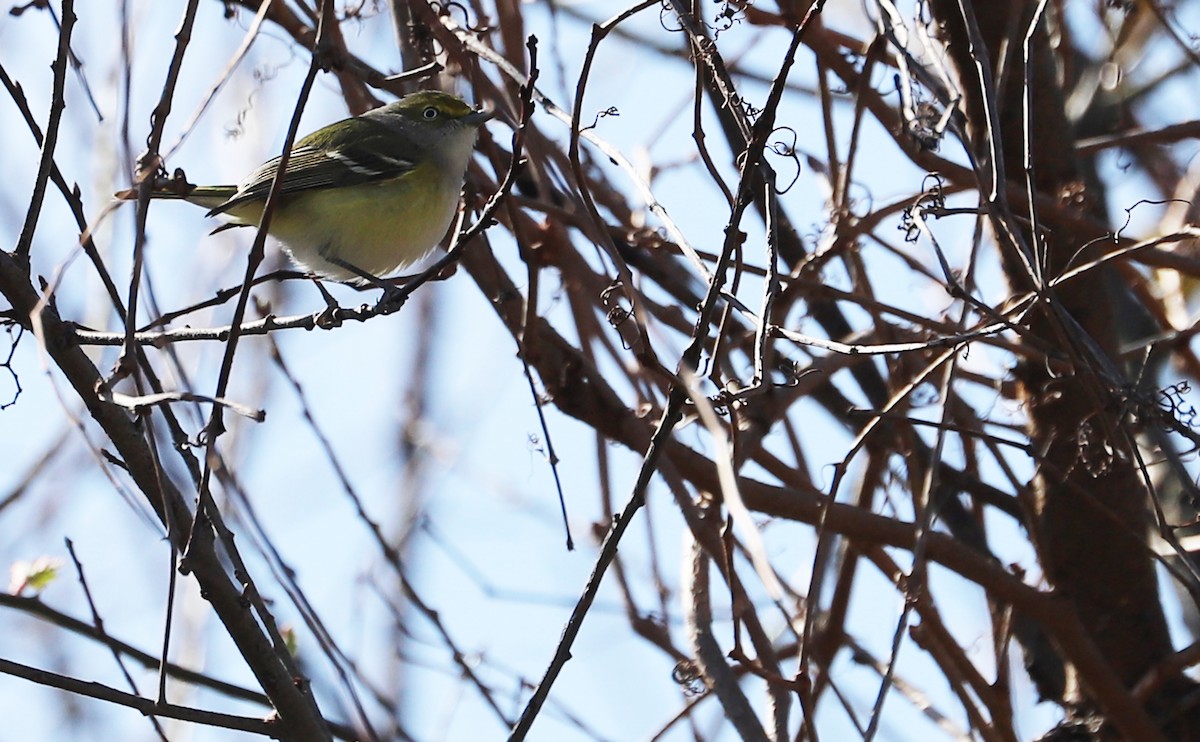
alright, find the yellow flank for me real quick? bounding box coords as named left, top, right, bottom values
left=218, top=160, right=459, bottom=281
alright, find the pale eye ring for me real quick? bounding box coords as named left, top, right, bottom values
left=422, top=106, right=439, bottom=120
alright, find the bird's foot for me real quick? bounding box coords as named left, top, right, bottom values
left=374, top=285, right=409, bottom=315
left=311, top=280, right=343, bottom=328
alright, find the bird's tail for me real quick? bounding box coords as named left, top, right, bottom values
left=113, top=176, right=236, bottom=211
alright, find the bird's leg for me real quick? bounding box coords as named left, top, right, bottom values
left=328, top=257, right=406, bottom=313
left=311, top=279, right=342, bottom=328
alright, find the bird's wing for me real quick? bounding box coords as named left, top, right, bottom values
left=206, top=118, right=414, bottom=216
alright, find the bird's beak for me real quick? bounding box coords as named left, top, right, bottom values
left=465, top=105, right=496, bottom=126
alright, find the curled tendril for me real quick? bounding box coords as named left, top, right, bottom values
left=672, top=660, right=705, bottom=697
left=768, top=126, right=801, bottom=194
left=1, top=323, right=24, bottom=410
left=921, top=172, right=948, bottom=197
left=430, top=1, right=491, bottom=34
left=899, top=173, right=947, bottom=242
left=1160, top=381, right=1197, bottom=430
left=735, top=93, right=762, bottom=121
left=1114, top=198, right=1193, bottom=241
left=600, top=282, right=634, bottom=349
left=659, top=2, right=685, bottom=32
left=580, top=106, right=619, bottom=134
left=713, top=1, right=743, bottom=37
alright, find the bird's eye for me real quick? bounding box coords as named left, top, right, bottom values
left=422, top=106, right=439, bottom=120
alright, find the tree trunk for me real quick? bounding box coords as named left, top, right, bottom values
left=928, top=1, right=1196, bottom=736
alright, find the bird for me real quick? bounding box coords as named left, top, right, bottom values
left=117, top=90, right=493, bottom=288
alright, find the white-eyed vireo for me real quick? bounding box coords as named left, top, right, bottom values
left=120, top=90, right=493, bottom=285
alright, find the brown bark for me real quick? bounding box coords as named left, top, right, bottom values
left=928, top=0, right=1196, bottom=736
